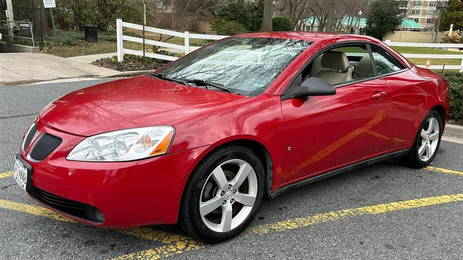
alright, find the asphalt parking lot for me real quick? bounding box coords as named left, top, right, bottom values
left=1, top=79, right=463, bottom=259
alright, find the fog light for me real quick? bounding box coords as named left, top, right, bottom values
left=85, top=205, right=105, bottom=223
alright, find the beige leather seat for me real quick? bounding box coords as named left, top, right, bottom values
left=355, top=56, right=375, bottom=78
left=313, top=51, right=353, bottom=85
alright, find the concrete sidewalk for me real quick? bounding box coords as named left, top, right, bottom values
left=443, top=124, right=463, bottom=144
left=0, top=53, right=122, bottom=86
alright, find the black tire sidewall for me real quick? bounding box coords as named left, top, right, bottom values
left=180, top=145, right=265, bottom=243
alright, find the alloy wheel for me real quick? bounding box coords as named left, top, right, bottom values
left=418, top=117, right=440, bottom=162
left=199, top=159, right=258, bottom=233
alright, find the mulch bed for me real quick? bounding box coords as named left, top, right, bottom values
left=93, top=55, right=167, bottom=71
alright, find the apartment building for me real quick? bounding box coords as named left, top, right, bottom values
left=398, top=0, right=449, bottom=31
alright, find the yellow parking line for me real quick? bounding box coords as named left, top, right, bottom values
left=0, top=171, right=12, bottom=179
left=112, top=240, right=202, bottom=260
left=0, top=199, right=74, bottom=223
left=113, top=193, right=463, bottom=259
left=0, top=198, right=189, bottom=245
left=249, top=193, right=463, bottom=234
left=425, top=166, right=463, bottom=176
left=121, top=227, right=192, bottom=245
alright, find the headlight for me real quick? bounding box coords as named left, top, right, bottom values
left=67, top=126, right=174, bottom=162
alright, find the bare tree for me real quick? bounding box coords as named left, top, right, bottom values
left=275, top=0, right=311, bottom=29
left=148, top=0, right=221, bottom=48
left=276, top=0, right=373, bottom=32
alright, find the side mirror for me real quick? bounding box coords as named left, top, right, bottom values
left=283, top=77, right=336, bottom=100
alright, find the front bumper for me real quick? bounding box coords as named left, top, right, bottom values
left=20, top=121, right=208, bottom=228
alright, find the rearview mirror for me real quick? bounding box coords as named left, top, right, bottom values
left=283, top=77, right=336, bottom=100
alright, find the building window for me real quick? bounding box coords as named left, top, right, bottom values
left=413, top=1, right=421, bottom=6
left=426, top=18, right=434, bottom=24
left=427, top=10, right=434, bottom=15
left=429, top=1, right=437, bottom=7
left=414, top=18, right=419, bottom=23
left=411, top=9, right=421, bottom=15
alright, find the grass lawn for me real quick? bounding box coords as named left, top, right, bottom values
left=42, top=30, right=209, bottom=58
left=391, top=46, right=460, bottom=54
left=391, top=46, right=463, bottom=66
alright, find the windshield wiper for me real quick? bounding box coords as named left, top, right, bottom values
left=151, top=73, right=189, bottom=86
left=182, top=79, right=231, bottom=93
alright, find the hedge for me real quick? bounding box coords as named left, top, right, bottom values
left=272, top=17, right=294, bottom=31
left=442, top=72, right=463, bottom=120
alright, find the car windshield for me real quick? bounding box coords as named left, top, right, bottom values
left=156, top=37, right=311, bottom=96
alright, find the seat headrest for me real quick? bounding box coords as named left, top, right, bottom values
left=356, top=56, right=375, bottom=77
left=321, top=51, right=350, bottom=71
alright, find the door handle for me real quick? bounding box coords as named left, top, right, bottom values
left=371, top=91, right=387, bottom=100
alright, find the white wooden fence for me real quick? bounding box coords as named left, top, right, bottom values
left=116, top=19, right=227, bottom=62
left=385, top=40, right=463, bottom=72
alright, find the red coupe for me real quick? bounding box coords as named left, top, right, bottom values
left=14, top=32, right=449, bottom=242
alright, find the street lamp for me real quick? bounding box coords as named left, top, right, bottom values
left=434, top=0, right=449, bottom=43
left=355, top=10, right=363, bottom=35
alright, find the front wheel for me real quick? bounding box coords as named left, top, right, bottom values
left=180, top=146, right=265, bottom=243
left=405, top=110, right=442, bottom=168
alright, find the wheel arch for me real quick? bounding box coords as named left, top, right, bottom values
left=178, top=137, right=275, bottom=221
left=430, top=105, right=446, bottom=127
left=211, top=139, right=274, bottom=200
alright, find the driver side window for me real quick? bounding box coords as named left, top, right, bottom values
left=301, top=44, right=375, bottom=86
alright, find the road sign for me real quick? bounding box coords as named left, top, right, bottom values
left=43, top=0, right=56, bottom=8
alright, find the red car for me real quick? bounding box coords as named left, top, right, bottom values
left=14, top=32, right=449, bottom=242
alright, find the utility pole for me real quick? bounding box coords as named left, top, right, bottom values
left=434, top=1, right=448, bottom=43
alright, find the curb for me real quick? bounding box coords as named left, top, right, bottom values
left=0, top=70, right=153, bottom=87
left=447, top=124, right=463, bottom=130
left=104, top=70, right=154, bottom=78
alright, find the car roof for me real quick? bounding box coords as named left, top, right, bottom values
left=236, top=32, right=378, bottom=43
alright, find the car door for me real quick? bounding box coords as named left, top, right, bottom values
left=278, top=43, right=393, bottom=186
left=368, top=44, right=428, bottom=151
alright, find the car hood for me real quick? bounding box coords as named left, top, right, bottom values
left=39, top=75, right=246, bottom=136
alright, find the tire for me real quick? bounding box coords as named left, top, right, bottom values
left=404, top=110, right=443, bottom=168
left=179, top=145, right=265, bottom=243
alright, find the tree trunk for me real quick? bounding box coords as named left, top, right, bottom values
left=261, top=0, right=273, bottom=32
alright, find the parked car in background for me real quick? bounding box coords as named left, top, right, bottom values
left=14, top=32, right=449, bottom=242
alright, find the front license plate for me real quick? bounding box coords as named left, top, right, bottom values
left=13, top=155, right=31, bottom=191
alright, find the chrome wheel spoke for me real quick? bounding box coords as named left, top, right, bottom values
left=220, top=203, right=233, bottom=232
left=200, top=196, right=223, bottom=217
left=212, top=166, right=228, bottom=191
left=427, top=119, right=434, bottom=134
left=425, top=143, right=431, bottom=158
left=418, top=142, right=427, bottom=156
left=430, top=132, right=439, bottom=141
left=234, top=192, right=256, bottom=207
left=420, top=129, right=427, bottom=139
left=232, top=163, right=253, bottom=189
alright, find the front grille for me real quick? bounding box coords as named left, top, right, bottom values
left=30, top=187, right=104, bottom=223
left=22, top=124, right=37, bottom=152
left=29, top=134, right=62, bottom=161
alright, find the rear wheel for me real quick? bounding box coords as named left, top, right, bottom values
left=180, top=146, right=264, bottom=243
left=404, top=110, right=442, bottom=168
